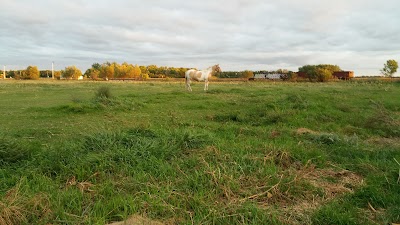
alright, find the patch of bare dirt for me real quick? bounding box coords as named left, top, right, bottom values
left=296, top=128, right=318, bottom=135
left=107, top=215, right=165, bottom=225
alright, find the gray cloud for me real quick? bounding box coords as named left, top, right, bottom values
left=1, top=0, right=399, bottom=75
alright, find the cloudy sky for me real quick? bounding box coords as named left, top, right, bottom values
left=1, top=0, right=399, bottom=75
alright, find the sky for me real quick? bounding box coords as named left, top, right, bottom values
left=1, top=0, right=399, bottom=76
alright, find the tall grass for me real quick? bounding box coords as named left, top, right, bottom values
left=0, top=80, right=399, bottom=224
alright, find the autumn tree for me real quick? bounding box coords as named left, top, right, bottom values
left=54, top=71, right=61, bottom=80
left=132, top=64, right=141, bottom=78
left=84, top=63, right=101, bottom=79
left=381, top=59, right=398, bottom=77
left=315, top=67, right=332, bottom=82
left=299, top=64, right=341, bottom=82
left=22, top=66, right=40, bottom=80
left=62, top=66, right=82, bottom=79
left=242, top=70, right=254, bottom=79
left=99, top=63, right=115, bottom=80
left=84, top=68, right=100, bottom=80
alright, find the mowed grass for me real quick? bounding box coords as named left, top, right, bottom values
left=0, top=79, right=399, bottom=224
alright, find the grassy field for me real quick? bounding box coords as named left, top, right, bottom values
left=0, top=79, right=399, bottom=224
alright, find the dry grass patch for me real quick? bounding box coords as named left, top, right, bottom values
left=300, top=166, right=363, bottom=199
left=0, top=188, right=26, bottom=225
left=65, top=176, right=95, bottom=193
left=367, top=137, right=400, bottom=148
left=296, top=128, right=318, bottom=135
left=107, top=214, right=165, bottom=225
left=276, top=165, right=364, bottom=224
left=0, top=182, right=51, bottom=225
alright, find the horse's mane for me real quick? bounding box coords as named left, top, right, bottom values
left=207, top=65, right=218, bottom=70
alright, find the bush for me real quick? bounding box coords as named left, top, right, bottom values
left=316, top=68, right=333, bottom=82
left=62, top=66, right=82, bottom=79
left=95, top=86, right=112, bottom=99
left=141, top=73, right=150, bottom=80
left=21, top=66, right=40, bottom=80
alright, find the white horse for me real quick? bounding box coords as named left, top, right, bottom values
left=185, top=64, right=221, bottom=91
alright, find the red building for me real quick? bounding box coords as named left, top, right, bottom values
left=333, top=71, right=354, bottom=80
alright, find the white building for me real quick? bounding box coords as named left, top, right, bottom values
left=254, top=73, right=282, bottom=79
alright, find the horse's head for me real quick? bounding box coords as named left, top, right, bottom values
left=213, top=64, right=221, bottom=73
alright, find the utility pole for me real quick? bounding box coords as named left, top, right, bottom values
left=52, top=61, right=54, bottom=79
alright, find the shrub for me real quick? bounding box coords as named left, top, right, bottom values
left=21, top=66, right=40, bottom=80
left=141, top=73, right=150, bottom=80
left=95, top=86, right=112, bottom=99
left=62, top=66, right=82, bottom=79
left=316, top=68, right=333, bottom=82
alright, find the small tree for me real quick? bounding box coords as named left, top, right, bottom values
left=299, top=64, right=340, bottom=82
left=22, top=66, right=40, bottom=80
left=84, top=68, right=100, bottom=80
left=315, top=68, right=332, bottom=82
left=242, top=70, right=254, bottom=79
left=63, top=66, right=82, bottom=79
left=99, top=63, right=115, bottom=80
left=54, top=71, right=61, bottom=80
left=298, top=65, right=317, bottom=81
left=381, top=59, right=398, bottom=77
left=132, top=64, right=141, bottom=78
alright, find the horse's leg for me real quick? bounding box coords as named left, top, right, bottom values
left=204, top=80, right=209, bottom=91
left=186, top=78, right=192, bottom=91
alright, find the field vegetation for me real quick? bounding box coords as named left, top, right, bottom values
left=0, top=79, right=399, bottom=224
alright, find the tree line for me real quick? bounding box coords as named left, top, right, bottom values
left=2, top=60, right=397, bottom=81
left=0, top=64, right=343, bottom=81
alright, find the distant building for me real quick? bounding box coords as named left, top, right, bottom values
left=253, top=73, right=282, bottom=79
left=254, top=74, right=267, bottom=79
left=333, top=71, right=354, bottom=80
left=266, top=74, right=281, bottom=79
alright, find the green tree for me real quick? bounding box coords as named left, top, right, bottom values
left=39, top=70, right=52, bottom=78
left=298, top=65, right=317, bottom=81
left=84, top=68, right=100, bottom=80
left=381, top=59, right=398, bottom=77
left=280, top=71, right=296, bottom=81
left=299, top=64, right=341, bottom=82
left=62, top=66, right=82, bottom=79
left=22, top=66, right=40, bottom=80
left=92, top=63, right=101, bottom=71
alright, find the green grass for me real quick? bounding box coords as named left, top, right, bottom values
left=0, top=79, right=399, bottom=224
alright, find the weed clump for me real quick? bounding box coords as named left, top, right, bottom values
left=95, top=86, right=112, bottom=99
left=364, top=104, right=400, bottom=137
left=0, top=138, right=31, bottom=165
left=180, top=130, right=213, bottom=150
left=286, top=93, right=309, bottom=109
